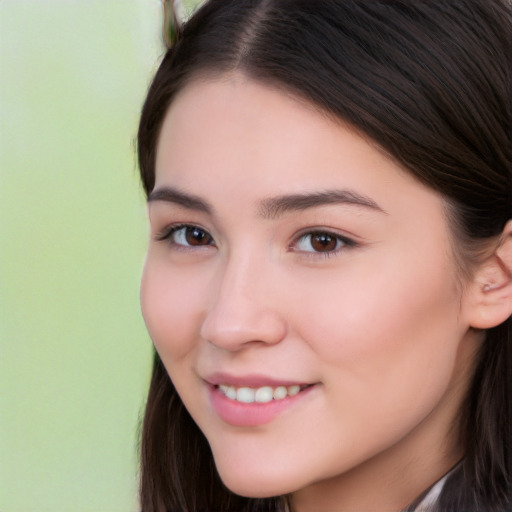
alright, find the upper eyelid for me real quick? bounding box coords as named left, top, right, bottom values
left=155, top=223, right=215, bottom=243
left=154, top=222, right=360, bottom=250
left=291, top=227, right=357, bottom=243
left=288, top=229, right=358, bottom=255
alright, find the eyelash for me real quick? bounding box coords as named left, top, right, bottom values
left=290, top=230, right=357, bottom=258
left=156, top=223, right=215, bottom=250
left=156, top=223, right=357, bottom=257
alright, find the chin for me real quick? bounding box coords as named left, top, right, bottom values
left=221, top=478, right=288, bottom=499
left=213, top=458, right=300, bottom=499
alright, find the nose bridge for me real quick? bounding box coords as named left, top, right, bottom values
left=200, top=245, right=286, bottom=350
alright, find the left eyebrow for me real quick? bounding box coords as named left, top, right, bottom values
left=258, top=189, right=387, bottom=219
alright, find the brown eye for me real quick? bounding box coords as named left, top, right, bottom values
left=169, top=225, right=214, bottom=247
left=294, top=231, right=352, bottom=254
left=310, top=233, right=338, bottom=252
left=184, top=226, right=212, bottom=246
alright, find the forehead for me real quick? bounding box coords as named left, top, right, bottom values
left=154, top=74, right=445, bottom=226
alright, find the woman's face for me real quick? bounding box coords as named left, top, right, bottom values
left=141, top=75, right=480, bottom=507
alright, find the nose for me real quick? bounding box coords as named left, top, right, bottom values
left=200, top=254, right=287, bottom=351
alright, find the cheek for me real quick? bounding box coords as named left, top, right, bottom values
left=290, top=248, right=464, bottom=404
left=140, top=254, right=205, bottom=362
left=277, top=255, right=466, bottom=468
left=299, top=245, right=460, bottom=354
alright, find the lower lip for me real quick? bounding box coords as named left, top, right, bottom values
left=208, top=385, right=315, bottom=427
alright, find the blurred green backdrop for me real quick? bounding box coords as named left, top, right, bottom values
left=0, top=1, right=191, bottom=510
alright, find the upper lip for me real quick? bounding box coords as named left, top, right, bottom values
left=203, top=372, right=312, bottom=388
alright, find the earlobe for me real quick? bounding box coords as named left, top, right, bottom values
left=467, top=220, right=512, bottom=330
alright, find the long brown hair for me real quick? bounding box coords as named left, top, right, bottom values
left=137, top=1, right=512, bottom=510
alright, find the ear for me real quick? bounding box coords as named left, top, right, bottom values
left=466, top=220, right=512, bottom=329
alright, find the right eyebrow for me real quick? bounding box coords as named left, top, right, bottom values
left=147, top=186, right=213, bottom=214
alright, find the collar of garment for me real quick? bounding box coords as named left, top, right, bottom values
left=413, top=463, right=461, bottom=512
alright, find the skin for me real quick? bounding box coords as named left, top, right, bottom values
left=140, top=74, right=485, bottom=511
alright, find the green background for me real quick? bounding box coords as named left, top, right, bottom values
left=0, top=1, right=203, bottom=510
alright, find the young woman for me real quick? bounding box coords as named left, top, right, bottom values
left=137, top=1, right=512, bottom=510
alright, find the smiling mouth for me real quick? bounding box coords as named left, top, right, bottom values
left=216, top=384, right=312, bottom=403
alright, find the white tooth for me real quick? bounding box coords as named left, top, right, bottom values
left=288, top=385, right=300, bottom=396
left=219, top=384, right=229, bottom=395
left=237, top=387, right=255, bottom=403
left=273, top=386, right=287, bottom=400
left=226, top=386, right=237, bottom=400
left=255, top=386, right=274, bottom=403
